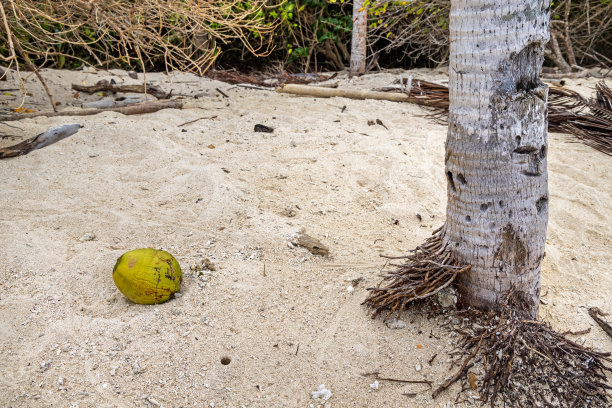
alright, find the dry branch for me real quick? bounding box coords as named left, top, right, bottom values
left=72, top=80, right=171, bottom=100
left=0, top=123, right=81, bottom=158
left=0, top=100, right=184, bottom=122
left=1, top=0, right=277, bottom=76
left=278, top=83, right=448, bottom=108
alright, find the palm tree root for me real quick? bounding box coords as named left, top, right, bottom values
left=437, top=297, right=611, bottom=407
left=363, top=226, right=471, bottom=319
left=363, top=227, right=611, bottom=406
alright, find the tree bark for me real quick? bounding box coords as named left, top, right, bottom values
left=445, top=0, right=551, bottom=318
left=350, top=0, right=367, bottom=76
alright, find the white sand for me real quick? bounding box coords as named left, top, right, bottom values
left=0, top=68, right=610, bottom=407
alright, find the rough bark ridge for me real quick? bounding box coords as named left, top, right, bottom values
left=445, top=1, right=551, bottom=318
left=350, top=0, right=367, bottom=76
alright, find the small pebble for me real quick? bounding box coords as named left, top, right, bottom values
left=79, top=233, right=96, bottom=242
left=385, top=318, right=406, bottom=330
left=347, top=285, right=354, bottom=293
left=369, top=380, right=379, bottom=390
left=415, top=363, right=422, bottom=372
left=311, top=384, right=332, bottom=401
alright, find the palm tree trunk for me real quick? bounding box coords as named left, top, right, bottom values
left=445, top=0, right=551, bottom=318
left=350, top=0, right=367, bottom=76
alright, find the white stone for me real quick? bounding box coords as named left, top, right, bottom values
left=311, top=384, right=332, bottom=401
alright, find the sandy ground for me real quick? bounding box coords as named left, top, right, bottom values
left=0, top=67, right=610, bottom=408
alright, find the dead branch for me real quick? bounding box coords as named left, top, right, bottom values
left=72, top=80, right=171, bottom=99
left=589, top=307, right=612, bottom=339
left=0, top=100, right=184, bottom=122
left=0, top=123, right=81, bottom=158
left=278, top=83, right=444, bottom=106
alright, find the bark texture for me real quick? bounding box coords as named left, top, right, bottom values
left=350, top=0, right=367, bottom=76
left=445, top=1, right=551, bottom=318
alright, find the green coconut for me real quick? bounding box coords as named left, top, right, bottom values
left=112, top=248, right=182, bottom=304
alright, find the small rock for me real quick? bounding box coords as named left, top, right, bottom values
left=132, top=361, right=143, bottom=375
left=254, top=124, right=274, bottom=133
left=128, top=71, right=138, bottom=79
left=385, top=318, right=406, bottom=330
left=347, top=285, right=354, bottom=293
left=79, top=233, right=96, bottom=242
left=415, top=363, right=422, bottom=372
left=369, top=380, right=379, bottom=390
left=58, top=376, right=65, bottom=387
left=437, top=286, right=457, bottom=309
left=282, top=207, right=297, bottom=217
left=110, top=366, right=117, bottom=376
left=290, top=140, right=297, bottom=147
left=311, top=384, right=332, bottom=401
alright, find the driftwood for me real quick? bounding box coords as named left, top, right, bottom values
left=278, top=84, right=414, bottom=102
left=278, top=83, right=449, bottom=109
left=0, top=99, right=184, bottom=122
left=0, top=123, right=81, bottom=158
left=82, top=95, right=146, bottom=109
left=292, top=233, right=329, bottom=256
left=72, top=80, right=171, bottom=99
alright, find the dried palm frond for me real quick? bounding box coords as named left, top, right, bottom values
left=378, top=78, right=612, bottom=155
left=548, top=82, right=612, bottom=155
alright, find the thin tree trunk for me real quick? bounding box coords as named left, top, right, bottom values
left=445, top=0, right=551, bottom=318
left=350, top=0, right=367, bottom=76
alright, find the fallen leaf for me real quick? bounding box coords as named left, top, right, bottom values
left=468, top=372, right=477, bottom=389
left=208, top=144, right=215, bottom=149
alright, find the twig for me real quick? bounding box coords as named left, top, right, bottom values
left=177, top=115, right=217, bottom=127
left=361, top=372, right=432, bottom=387
left=589, top=307, right=612, bottom=339
left=215, top=88, right=229, bottom=98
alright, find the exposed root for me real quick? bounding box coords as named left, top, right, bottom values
left=363, top=226, right=471, bottom=319
left=439, top=297, right=612, bottom=407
